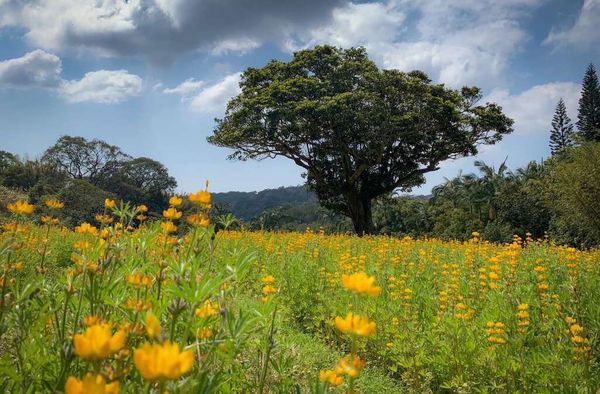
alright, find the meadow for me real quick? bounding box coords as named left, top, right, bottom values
left=1, top=194, right=599, bottom=393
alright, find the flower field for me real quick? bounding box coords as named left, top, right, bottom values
left=1, top=195, right=600, bottom=393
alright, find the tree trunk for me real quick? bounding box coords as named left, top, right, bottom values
left=346, top=192, right=374, bottom=236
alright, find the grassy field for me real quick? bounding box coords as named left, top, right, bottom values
left=1, top=198, right=599, bottom=393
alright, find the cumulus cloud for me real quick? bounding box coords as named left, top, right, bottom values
left=544, top=0, right=600, bottom=51
left=60, top=70, right=143, bottom=104
left=189, top=72, right=241, bottom=113
left=287, top=0, right=542, bottom=88
left=0, top=50, right=143, bottom=103
left=163, top=78, right=204, bottom=97
left=0, top=0, right=345, bottom=64
left=485, top=82, right=581, bottom=135
left=0, top=49, right=62, bottom=88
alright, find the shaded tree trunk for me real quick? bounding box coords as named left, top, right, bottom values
left=346, top=192, right=374, bottom=236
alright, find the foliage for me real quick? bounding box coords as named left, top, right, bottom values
left=544, top=143, right=600, bottom=247
left=209, top=45, right=513, bottom=235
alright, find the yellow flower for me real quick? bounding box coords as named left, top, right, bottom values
left=162, top=207, right=182, bottom=220
left=73, top=324, right=127, bottom=360
left=95, top=214, right=114, bottom=225
left=335, top=313, right=376, bottom=337
left=65, top=373, right=119, bottom=394
left=195, top=300, right=218, bottom=318
left=45, top=199, right=64, bottom=209
left=188, top=190, right=211, bottom=209
left=75, top=222, right=99, bottom=236
left=160, top=221, right=177, bottom=234
left=262, top=284, right=277, bottom=295
left=319, top=370, right=344, bottom=386
left=261, top=275, right=276, bottom=285
left=187, top=214, right=210, bottom=228
left=335, top=355, right=366, bottom=378
left=145, top=313, right=161, bottom=339
left=7, top=200, right=34, bottom=215
left=134, top=341, right=194, bottom=381
left=169, top=196, right=183, bottom=207
left=137, top=204, right=149, bottom=213
left=342, top=272, right=381, bottom=296
left=105, top=199, right=117, bottom=209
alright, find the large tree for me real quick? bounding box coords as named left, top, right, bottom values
left=577, top=63, right=600, bottom=142
left=42, top=135, right=131, bottom=183
left=549, top=98, right=574, bottom=155
left=209, top=46, right=513, bottom=234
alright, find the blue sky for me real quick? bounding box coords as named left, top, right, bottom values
left=0, top=0, right=598, bottom=193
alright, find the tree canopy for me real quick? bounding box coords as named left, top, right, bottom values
left=209, top=45, right=513, bottom=234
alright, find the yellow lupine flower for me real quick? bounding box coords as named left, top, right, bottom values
left=342, top=272, right=381, bottom=296
left=187, top=214, right=210, bottom=228
left=195, top=300, right=218, bottom=318
left=334, top=313, right=376, bottom=337
left=319, top=370, right=344, bottom=386
left=188, top=190, right=211, bottom=208
left=45, top=199, right=64, bottom=209
left=136, top=204, right=149, bottom=213
left=169, top=196, right=183, bottom=207
left=145, top=313, right=161, bottom=339
left=73, top=324, right=126, bottom=360
left=75, top=222, right=99, bottom=236
left=7, top=200, right=34, bottom=215
left=162, top=207, right=182, bottom=220
left=160, top=221, right=177, bottom=233
left=65, top=373, right=119, bottom=394
left=104, top=199, right=117, bottom=209
left=134, top=341, right=194, bottom=381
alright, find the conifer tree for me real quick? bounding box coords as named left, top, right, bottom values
left=577, top=63, right=600, bottom=142
left=549, top=98, right=574, bottom=155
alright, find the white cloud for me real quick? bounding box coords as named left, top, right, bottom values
left=485, top=82, right=581, bottom=135
left=163, top=78, right=204, bottom=97
left=0, top=49, right=62, bottom=88
left=287, top=0, right=542, bottom=88
left=284, top=2, right=405, bottom=51
left=544, top=0, right=600, bottom=51
left=60, top=70, right=143, bottom=104
left=190, top=72, right=241, bottom=113
left=0, top=49, right=143, bottom=104
left=0, top=0, right=344, bottom=63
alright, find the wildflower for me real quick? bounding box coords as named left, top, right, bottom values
left=145, top=313, right=161, bottom=339
left=73, top=324, right=127, bottom=360
left=188, top=190, right=211, bottom=209
left=137, top=204, right=148, bottom=213
left=262, top=275, right=275, bottom=285
left=45, top=199, right=64, bottom=209
left=84, top=315, right=102, bottom=327
left=335, top=313, right=376, bottom=337
left=7, top=200, right=34, bottom=215
left=95, top=214, right=114, bottom=225
left=162, top=207, right=182, bottom=220
left=169, top=196, right=183, bottom=207
left=197, top=328, right=213, bottom=339
left=319, top=370, right=344, bottom=386
left=65, top=373, right=119, bottom=394
left=342, top=272, right=381, bottom=296
left=262, top=284, right=277, bottom=295
left=160, top=221, right=177, bottom=234
left=335, top=355, right=366, bottom=378
left=75, top=222, right=99, bottom=236
left=105, top=199, right=117, bottom=209
left=195, top=300, right=218, bottom=318
left=187, top=214, right=210, bottom=228
left=134, top=341, right=194, bottom=381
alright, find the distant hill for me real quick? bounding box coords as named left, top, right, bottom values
left=213, top=185, right=316, bottom=220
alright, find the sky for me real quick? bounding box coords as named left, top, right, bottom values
left=0, top=0, right=599, bottom=194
